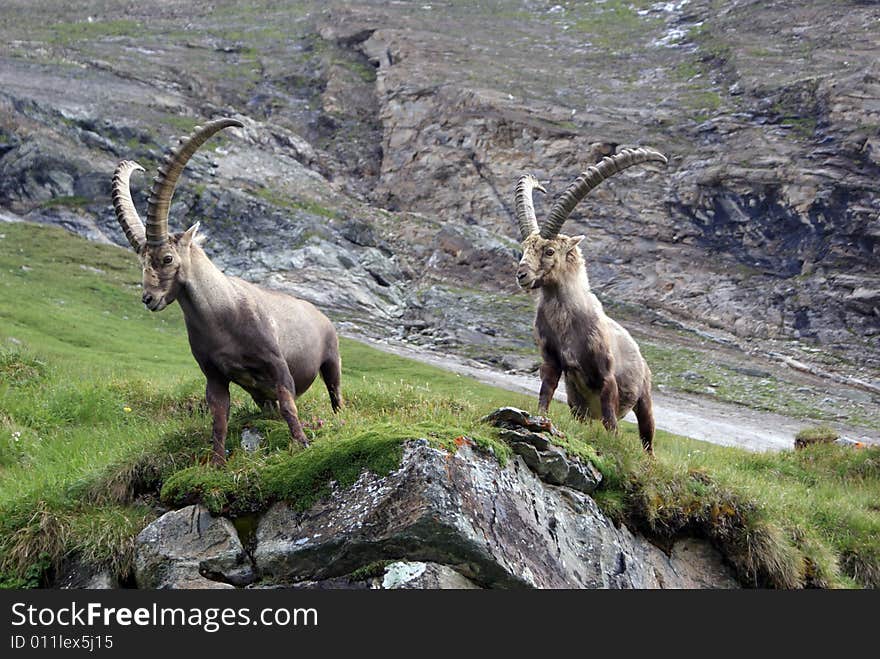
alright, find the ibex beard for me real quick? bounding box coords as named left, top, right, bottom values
left=113, top=118, right=342, bottom=466
left=512, top=149, right=668, bottom=454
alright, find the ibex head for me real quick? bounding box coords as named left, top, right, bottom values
left=514, top=147, right=667, bottom=291
left=111, top=118, right=243, bottom=311
left=516, top=232, right=586, bottom=290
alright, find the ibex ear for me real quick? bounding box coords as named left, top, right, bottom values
left=179, top=222, right=200, bottom=247
left=567, top=235, right=585, bottom=251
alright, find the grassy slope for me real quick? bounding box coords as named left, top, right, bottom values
left=0, top=223, right=878, bottom=588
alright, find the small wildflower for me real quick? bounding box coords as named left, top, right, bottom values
left=123, top=406, right=132, bottom=413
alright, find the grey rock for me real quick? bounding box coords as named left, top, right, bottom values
left=497, top=428, right=551, bottom=451
left=564, top=459, right=603, bottom=495
left=25, top=207, right=115, bottom=245
left=134, top=505, right=255, bottom=589
left=253, top=440, right=698, bottom=588
left=509, top=441, right=542, bottom=472
left=240, top=426, right=264, bottom=453
left=340, top=219, right=379, bottom=247
left=645, top=539, right=740, bottom=589
left=0, top=209, right=24, bottom=224
left=375, top=561, right=481, bottom=590
left=359, top=247, right=405, bottom=286
left=490, top=407, right=602, bottom=493
left=249, top=561, right=480, bottom=589
left=539, top=447, right=571, bottom=485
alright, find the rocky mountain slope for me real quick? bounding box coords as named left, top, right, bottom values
left=0, top=1, right=877, bottom=416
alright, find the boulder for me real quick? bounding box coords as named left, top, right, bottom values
left=253, top=439, right=733, bottom=588
left=134, top=504, right=255, bottom=589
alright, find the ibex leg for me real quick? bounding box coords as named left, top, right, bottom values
left=272, top=361, right=309, bottom=448
left=635, top=392, right=655, bottom=455
left=206, top=378, right=231, bottom=466
left=538, top=361, right=562, bottom=414
left=599, top=375, right=619, bottom=433
left=320, top=355, right=343, bottom=413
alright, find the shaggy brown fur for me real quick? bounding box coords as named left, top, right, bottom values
left=512, top=147, right=667, bottom=454
left=517, top=233, right=654, bottom=452
left=112, top=119, right=342, bottom=466
left=139, top=228, right=342, bottom=465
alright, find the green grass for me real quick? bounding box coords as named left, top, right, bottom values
left=40, top=196, right=91, bottom=209
left=683, top=90, right=723, bottom=114
left=329, top=56, right=377, bottom=84
left=251, top=186, right=340, bottom=220
left=568, top=0, right=661, bottom=50
left=48, top=19, right=141, bottom=45
left=1, top=222, right=879, bottom=589
left=781, top=115, right=818, bottom=139
left=162, top=116, right=201, bottom=135
left=796, top=425, right=839, bottom=443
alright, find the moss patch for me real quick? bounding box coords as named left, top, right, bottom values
left=160, top=432, right=405, bottom=515
left=795, top=425, right=839, bottom=444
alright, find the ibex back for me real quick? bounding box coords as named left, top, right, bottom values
left=112, top=118, right=342, bottom=466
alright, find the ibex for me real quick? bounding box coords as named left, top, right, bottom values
left=112, top=118, right=342, bottom=466
left=513, top=148, right=667, bottom=453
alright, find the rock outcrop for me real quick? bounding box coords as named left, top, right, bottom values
left=483, top=406, right=603, bottom=494
left=133, top=434, right=738, bottom=589
left=254, top=440, right=664, bottom=588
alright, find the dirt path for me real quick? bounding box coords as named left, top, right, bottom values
left=351, top=336, right=880, bottom=452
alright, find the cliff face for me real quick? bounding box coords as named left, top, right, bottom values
left=327, top=0, right=879, bottom=360
left=0, top=0, right=877, bottom=379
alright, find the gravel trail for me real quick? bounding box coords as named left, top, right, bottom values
left=352, top=336, right=880, bottom=452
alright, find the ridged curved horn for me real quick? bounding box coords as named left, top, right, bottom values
left=514, top=174, right=545, bottom=239
left=145, top=118, right=244, bottom=246
left=540, top=147, right=667, bottom=239
left=112, top=160, right=146, bottom=252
